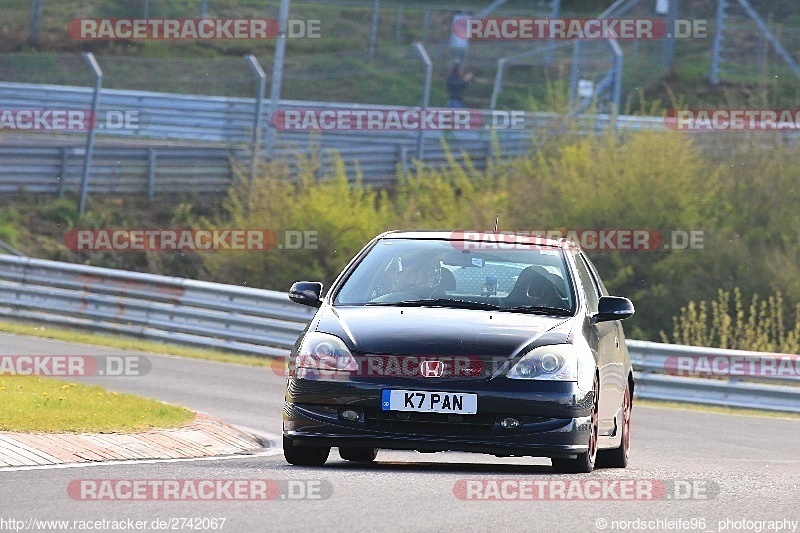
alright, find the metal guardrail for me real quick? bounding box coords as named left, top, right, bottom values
left=0, top=82, right=664, bottom=145
left=0, top=254, right=315, bottom=358
left=0, top=146, right=237, bottom=196
left=0, top=254, right=797, bottom=413
left=0, top=138, right=516, bottom=194
left=627, top=340, right=800, bottom=413
left=0, top=81, right=657, bottom=194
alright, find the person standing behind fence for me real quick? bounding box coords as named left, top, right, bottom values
left=446, top=61, right=473, bottom=108
left=450, top=11, right=470, bottom=61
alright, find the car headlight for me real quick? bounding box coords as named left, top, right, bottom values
left=295, top=332, right=357, bottom=375
left=506, top=345, right=577, bottom=381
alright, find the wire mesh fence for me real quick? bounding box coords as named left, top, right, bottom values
left=11, top=0, right=800, bottom=104
left=9, top=0, right=567, bottom=108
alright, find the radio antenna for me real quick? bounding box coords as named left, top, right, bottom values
left=494, top=214, right=499, bottom=232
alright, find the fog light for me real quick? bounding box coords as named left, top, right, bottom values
left=500, top=417, right=521, bottom=429
left=340, top=409, right=360, bottom=421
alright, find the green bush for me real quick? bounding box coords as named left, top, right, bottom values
left=201, top=154, right=393, bottom=291
left=662, top=288, right=800, bottom=353
left=0, top=207, right=20, bottom=247
left=38, top=198, right=80, bottom=228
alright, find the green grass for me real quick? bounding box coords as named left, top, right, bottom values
left=0, top=375, right=194, bottom=433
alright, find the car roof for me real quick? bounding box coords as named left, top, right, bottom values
left=378, top=230, right=580, bottom=250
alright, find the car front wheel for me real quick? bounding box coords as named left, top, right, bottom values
left=338, top=447, right=378, bottom=463
left=283, top=436, right=330, bottom=466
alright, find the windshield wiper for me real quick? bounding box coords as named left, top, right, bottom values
left=366, top=298, right=501, bottom=310
left=501, top=305, right=573, bottom=316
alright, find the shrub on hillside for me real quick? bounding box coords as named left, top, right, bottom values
left=662, top=288, right=800, bottom=353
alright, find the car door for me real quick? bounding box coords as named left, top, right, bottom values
left=583, top=252, right=628, bottom=395
left=573, top=252, right=620, bottom=436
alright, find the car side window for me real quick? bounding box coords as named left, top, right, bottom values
left=574, top=254, right=600, bottom=314
left=581, top=254, right=609, bottom=297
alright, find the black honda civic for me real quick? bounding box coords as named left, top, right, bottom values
left=283, top=230, right=635, bottom=473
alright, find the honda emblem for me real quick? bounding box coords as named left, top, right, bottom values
left=420, top=360, right=445, bottom=378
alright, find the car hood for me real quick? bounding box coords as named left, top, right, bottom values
left=315, top=305, right=572, bottom=357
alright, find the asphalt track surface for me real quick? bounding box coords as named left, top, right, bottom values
left=1, top=333, right=798, bottom=533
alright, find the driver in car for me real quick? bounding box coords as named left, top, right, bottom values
left=373, top=254, right=446, bottom=300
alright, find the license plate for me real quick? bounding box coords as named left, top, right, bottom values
left=381, top=389, right=477, bottom=415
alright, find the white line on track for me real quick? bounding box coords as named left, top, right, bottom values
left=0, top=430, right=285, bottom=473
left=0, top=448, right=283, bottom=473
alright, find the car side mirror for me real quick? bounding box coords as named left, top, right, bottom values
left=289, top=281, right=323, bottom=308
left=595, top=296, right=634, bottom=322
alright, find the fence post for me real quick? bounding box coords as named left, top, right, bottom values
left=58, top=148, right=68, bottom=197
left=412, top=42, right=432, bottom=162
left=568, top=41, right=582, bottom=107
left=545, top=0, right=561, bottom=65
left=399, top=144, right=408, bottom=179
left=28, top=0, right=43, bottom=46
left=78, top=52, right=102, bottom=215
left=490, top=58, right=507, bottom=111
left=610, top=39, right=623, bottom=118
left=265, top=0, right=289, bottom=160
left=369, top=0, right=380, bottom=57
left=710, top=0, right=727, bottom=84
left=246, top=54, right=267, bottom=183
left=662, top=0, right=678, bottom=70
left=147, top=148, right=156, bottom=202
left=395, top=6, right=404, bottom=45
left=421, top=7, right=430, bottom=44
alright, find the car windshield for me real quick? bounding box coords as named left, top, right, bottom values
left=334, top=238, right=575, bottom=314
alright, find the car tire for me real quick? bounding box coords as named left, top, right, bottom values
left=283, top=435, right=330, bottom=466
left=551, top=375, right=599, bottom=474
left=596, top=380, right=632, bottom=469
left=338, top=447, right=378, bottom=463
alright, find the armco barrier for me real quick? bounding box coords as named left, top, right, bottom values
left=627, top=339, right=800, bottom=413
left=2, top=81, right=799, bottom=196
left=0, top=81, right=646, bottom=194
left=0, top=140, right=508, bottom=194
left=0, top=254, right=314, bottom=357
left=0, top=82, right=660, bottom=144
left=0, top=254, right=797, bottom=412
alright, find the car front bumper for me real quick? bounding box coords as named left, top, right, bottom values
left=283, top=377, right=594, bottom=458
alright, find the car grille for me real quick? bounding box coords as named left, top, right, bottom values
left=364, top=408, right=496, bottom=437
